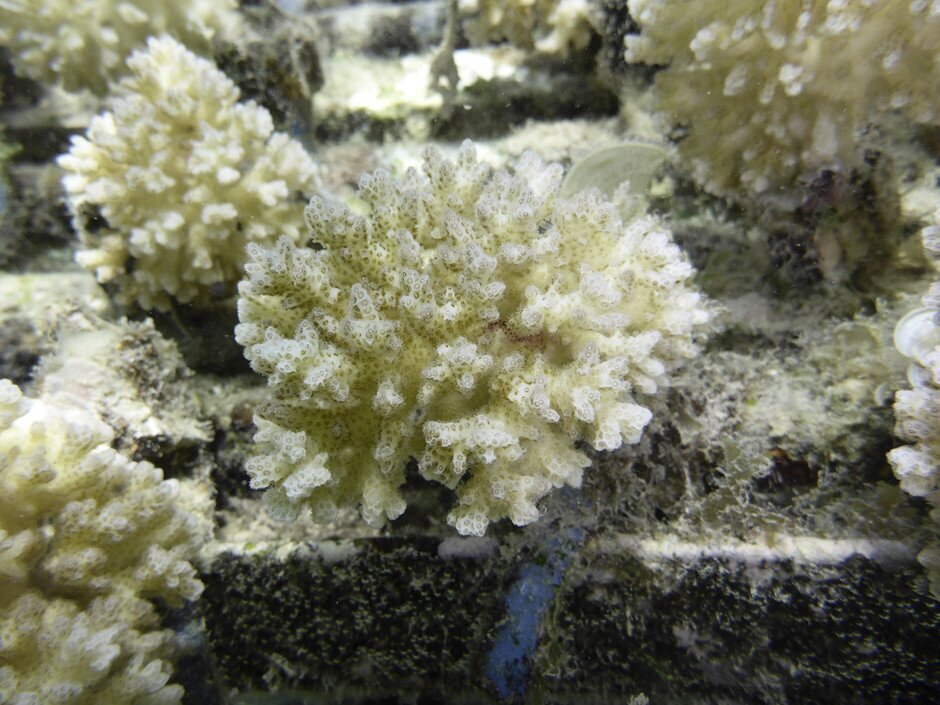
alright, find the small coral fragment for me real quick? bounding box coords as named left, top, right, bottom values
left=459, top=0, right=602, bottom=55
left=58, top=35, right=320, bottom=310
left=236, top=141, right=708, bottom=535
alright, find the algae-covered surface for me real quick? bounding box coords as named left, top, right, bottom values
left=0, top=2, right=938, bottom=704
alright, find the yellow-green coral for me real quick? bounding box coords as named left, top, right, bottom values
left=0, top=380, right=203, bottom=703
left=58, top=36, right=319, bottom=310
left=0, top=0, right=240, bottom=95
left=625, top=0, right=940, bottom=196
left=235, top=141, right=708, bottom=536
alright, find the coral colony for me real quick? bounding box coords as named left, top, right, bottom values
left=0, top=0, right=240, bottom=94
left=626, top=0, right=940, bottom=196
left=235, top=142, right=707, bottom=535
left=889, top=208, right=940, bottom=594
left=0, top=380, right=203, bottom=704
left=59, top=37, right=319, bottom=310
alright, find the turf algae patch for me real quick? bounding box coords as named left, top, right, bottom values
left=201, top=537, right=514, bottom=700
left=537, top=537, right=938, bottom=704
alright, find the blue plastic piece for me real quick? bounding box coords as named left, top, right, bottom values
left=485, top=527, right=585, bottom=701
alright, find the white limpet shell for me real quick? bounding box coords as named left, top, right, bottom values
left=559, top=141, right=668, bottom=200
left=894, top=308, right=940, bottom=368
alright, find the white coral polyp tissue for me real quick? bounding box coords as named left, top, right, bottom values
left=58, top=35, right=320, bottom=310
left=236, top=141, right=709, bottom=536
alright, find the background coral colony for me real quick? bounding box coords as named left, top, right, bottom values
left=0, top=1, right=938, bottom=704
